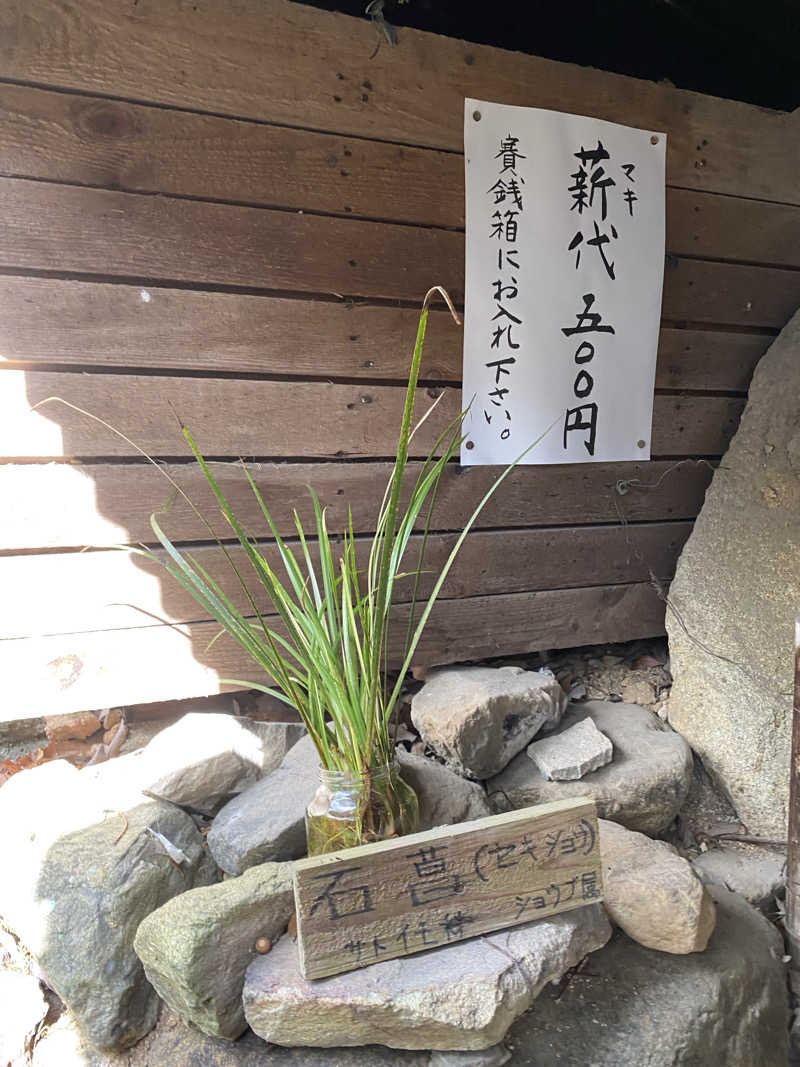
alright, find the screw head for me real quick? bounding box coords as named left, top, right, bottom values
left=650, top=135, right=659, bottom=145
left=472, top=110, right=482, bottom=122
left=637, top=439, right=647, bottom=449
left=465, top=440, right=475, bottom=450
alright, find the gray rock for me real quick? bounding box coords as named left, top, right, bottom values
left=243, top=904, right=611, bottom=1051
left=32, top=1007, right=428, bottom=1067
left=489, top=702, right=692, bottom=835
left=693, top=844, right=786, bottom=909
left=396, top=749, right=491, bottom=829
left=0, top=970, right=48, bottom=1065
left=504, top=886, right=789, bottom=1066
left=665, top=311, right=800, bottom=838
left=0, top=759, right=217, bottom=1050
left=411, top=666, right=566, bottom=779
left=429, top=1048, right=510, bottom=1067
left=101, top=713, right=305, bottom=813
left=133, top=861, right=294, bottom=1039
left=207, top=733, right=320, bottom=874
left=526, top=717, right=612, bottom=780
left=599, top=819, right=716, bottom=953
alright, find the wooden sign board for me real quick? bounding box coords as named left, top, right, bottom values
left=293, top=797, right=602, bottom=980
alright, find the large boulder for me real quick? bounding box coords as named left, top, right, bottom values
left=0, top=760, right=217, bottom=1050
left=489, top=702, right=692, bottom=835
left=666, top=310, right=800, bottom=837
left=243, top=905, right=611, bottom=1051
left=134, top=861, right=294, bottom=1039
left=599, top=819, right=716, bottom=953
left=504, top=886, right=789, bottom=1066
left=411, top=666, right=566, bottom=779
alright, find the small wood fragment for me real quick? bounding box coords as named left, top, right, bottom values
left=293, top=797, right=602, bottom=980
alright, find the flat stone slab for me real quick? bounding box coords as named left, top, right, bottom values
left=504, top=886, right=789, bottom=1066
left=243, top=904, right=611, bottom=1051
left=134, top=861, right=295, bottom=1039
left=490, top=701, right=692, bottom=835
left=411, top=666, right=566, bottom=779
left=526, top=718, right=612, bottom=780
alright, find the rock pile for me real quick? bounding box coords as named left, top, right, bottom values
left=0, top=660, right=790, bottom=1065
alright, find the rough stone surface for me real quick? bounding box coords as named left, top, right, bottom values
left=411, top=666, right=566, bottom=779
left=692, top=844, right=786, bottom=910
left=526, top=717, right=612, bottom=780
left=207, top=733, right=320, bottom=874
left=396, top=749, right=491, bottom=829
left=429, top=1048, right=510, bottom=1067
left=504, top=886, right=789, bottom=1066
left=133, top=861, right=294, bottom=1039
left=32, top=1007, right=429, bottom=1067
left=490, top=702, right=692, bottom=834
left=243, top=904, right=611, bottom=1051
left=599, top=819, right=716, bottom=953
left=0, top=970, right=48, bottom=1065
left=102, top=714, right=305, bottom=813
left=666, top=311, right=800, bottom=838
left=0, top=759, right=217, bottom=1050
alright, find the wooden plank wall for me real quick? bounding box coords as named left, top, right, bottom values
left=1, top=0, right=797, bottom=715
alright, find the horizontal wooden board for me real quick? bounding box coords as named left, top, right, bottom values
left=4, top=371, right=744, bottom=459
left=0, top=581, right=668, bottom=715
left=0, top=522, right=691, bottom=638
left=2, top=180, right=800, bottom=319
left=0, top=459, right=712, bottom=550
left=2, top=0, right=795, bottom=205
left=293, top=799, right=602, bottom=979
left=0, top=276, right=772, bottom=389
left=3, top=86, right=800, bottom=265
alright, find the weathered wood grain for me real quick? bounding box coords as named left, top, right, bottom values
left=293, top=799, right=602, bottom=979
left=0, top=276, right=771, bottom=390
left=2, top=180, right=800, bottom=320
left=1, top=0, right=796, bottom=204
left=0, top=459, right=712, bottom=550
left=3, top=371, right=744, bottom=459
left=0, top=581, right=667, bottom=715
left=2, top=85, right=800, bottom=265
left=0, top=522, right=691, bottom=638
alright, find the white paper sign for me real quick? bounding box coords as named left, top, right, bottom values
left=462, top=99, right=666, bottom=465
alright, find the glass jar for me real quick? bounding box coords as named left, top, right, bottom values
left=305, top=759, right=419, bottom=856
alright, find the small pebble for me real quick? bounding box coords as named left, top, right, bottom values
left=255, top=937, right=272, bottom=954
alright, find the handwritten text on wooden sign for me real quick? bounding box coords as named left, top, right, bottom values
left=292, top=797, right=602, bottom=979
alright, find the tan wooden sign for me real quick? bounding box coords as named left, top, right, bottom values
left=292, top=797, right=602, bottom=979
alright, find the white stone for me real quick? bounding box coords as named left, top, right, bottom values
left=526, top=717, right=612, bottom=780
left=0, top=971, right=47, bottom=1065
left=242, top=905, right=611, bottom=1051
left=411, top=666, right=566, bottom=780
left=84, top=714, right=305, bottom=814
